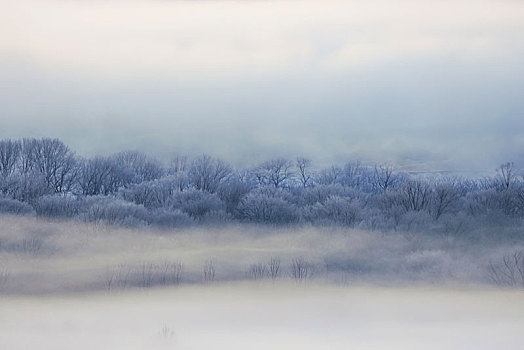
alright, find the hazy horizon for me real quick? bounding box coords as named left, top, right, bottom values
left=1, top=0, right=523, bottom=171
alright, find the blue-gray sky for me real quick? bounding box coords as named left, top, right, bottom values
left=1, top=0, right=523, bottom=171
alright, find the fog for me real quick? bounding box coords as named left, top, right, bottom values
left=1, top=212, right=523, bottom=348
left=1, top=1, right=524, bottom=347
left=1, top=284, right=523, bottom=350
left=1, top=0, right=523, bottom=170
left=1, top=215, right=522, bottom=294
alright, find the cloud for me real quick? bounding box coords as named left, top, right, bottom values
left=2, top=0, right=523, bottom=76
left=0, top=0, right=523, bottom=171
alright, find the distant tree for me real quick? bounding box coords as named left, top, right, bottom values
left=302, top=195, right=361, bottom=226
left=17, top=138, right=77, bottom=193
left=296, top=157, right=314, bottom=188
left=0, top=197, right=35, bottom=215
left=488, top=250, right=524, bottom=287
left=341, top=161, right=364, bottom=188
left=254, top=158, right=294, bottom=188
left=237, top=188, right=299, bottom=224
left=372, top=164, right=395, bottom=193
left=169, top=155, right=189, bottom=174
left=6, top=172, right=50, bottom=203
left=430, top=178, right=464, bottom=220
left=514, top=182, right=524, bottom=217
left=188, top=155, right=232, bottom=193
left=0, top=139, right=21, bottom=178
left=121, top=175, right=191, bottom=209
left=18, top=138, right=39, bottom=174
left=398, top=179, right=432, bottom=212
left=217, top=172, right=252, bottom=214
left=169, top=188, right=225, bottom=219
left=498, top=162, right=515, bottom=190
left=4, top=135, right=524, bottom=230
left=300, top=184, right=358, bottom=206
left=77, top=156, right=114, bottom=195
left=317, top=166, right=343, bottom=185
left=167, top=155, right=190, bottom=191
left=112, top=150, right=164, bottom=184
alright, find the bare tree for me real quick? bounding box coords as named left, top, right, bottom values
left=77, top=157, right=113, bottom=195
left=399, top=180, right=432, bottom=212
left=290, top=257, right=314, bottom=282
left=317, top=166, right=343, bottom=185
left=203, top=259, right=216, bottom=282
left=0, top=139, right=21, bottom=178
left=22, top=238, right=42, bottom=256
left=159, top=261, right=183, bottom=285
left=112, top=150, right=164, bottom=184
left=488, top=250, right=524, bottom=287
left=268, top=257, right=281, bottom=280
left=159, top=324, right=175, bottom=339
left=372, top=164, right=395, bottom=193
left=249, top=263, right=268, bottom=280
left=254, top=158, right=294, bottom=188
left=498, top=162, right=515, bottom=190
left=430, top=178, right=464, bottom=220
left=139, top=262, right=155, bottom=288
left=105, top=264, right=130, bottom=292
left=189, top=155, right=232, bottom=193
left=341, top=161, right=366, bottom=188
left=217, top=173, right=252, bottom=214
left=37, top=138, right=76, bottom=192
left=169, top=155, right=189, bottom=174
left=296, top=157, right=314, bottom=188
left=17, top=138, right=77, bottom=193
left=0, top=266, right=9, bottom=291
left=18, top=138, right=39, bottom=174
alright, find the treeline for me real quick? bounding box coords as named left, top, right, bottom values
left=1, top=137, right=523, bottom=232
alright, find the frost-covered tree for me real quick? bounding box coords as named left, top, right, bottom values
left=77, top=157, right=112, bottom=195
left=372, top=164, right=396, bottom=193
left=217, top=172, right=253, bottom=214
left=16, top=138, right=77, bottom=193
left=168, top=188, right=226, bottom=220
left=237, top=187, right=299, bottom=224
left=397, top=179, right=433, bottom=212
left=498, top=162, right=515, bottom=190
left=317, top=166, right=343, bottom=185
left=120, top=176, right=182, bottom=209
left=296, top=157, right=314, bottom=188
left=2, top=136, right=524, bottom=231
left=188, top=155, right=232, bottom=193
left=112, top=150, right=164, bottom=184
left=253, top=158, right=294, bottom=189
left=0, top=139, right=21, bottom=178
left=429, top=178, right=464, bottom=220
left=302, top=195, right=361, bottom=226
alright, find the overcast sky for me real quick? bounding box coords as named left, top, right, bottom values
left=1, top=0, right=523, bottom=171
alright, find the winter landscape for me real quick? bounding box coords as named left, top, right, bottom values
left=1, top=0, right=524, bottom=349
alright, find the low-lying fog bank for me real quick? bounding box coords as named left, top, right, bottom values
left=1, top=283, right=523, bottom=350
left=1, top=215, right=523, bottom=295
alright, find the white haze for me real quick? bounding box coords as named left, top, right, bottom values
left=1, top=285, right=524, bottom=350
left=1, top=215, right=523, bottom=349
left=1, top=0, right=523, bottom=170
left=0, top=215, right=522, bottom=294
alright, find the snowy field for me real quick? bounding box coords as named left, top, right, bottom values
left=1, top=283, right=523, bottom=350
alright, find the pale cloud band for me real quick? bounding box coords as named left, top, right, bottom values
left=2, top=0, right=523, bottom=75
left=0, top=0, right=523, bottom=171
